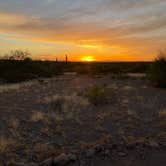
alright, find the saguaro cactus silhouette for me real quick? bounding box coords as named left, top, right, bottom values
left=65, top=54, right=68, bottom=64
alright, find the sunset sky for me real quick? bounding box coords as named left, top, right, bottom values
left=0, top=0, right=165, bottom=61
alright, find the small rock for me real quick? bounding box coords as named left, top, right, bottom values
left=111, top=144, right=118, bottom=149
left=68, top=154, right=77, bottom=161
left=149, top=141, right=159, bottom=148
left=159, top=142, right=166, bottom=147
left=104, top=149, right=110, bottom=156
left=95, top=145, right=104, bottom=153
left=39, top=158, right=53, bottom=166
left=53, top=153, right=70, bottom=165
left=126, top=143, right=135, bottom=150
left=11, top=163, right=37, bottom=166
left=118, top=152, right=127, bottom=157
left=86, top=149, right=95, bottom=158
left=138, top=150, right=146, bottom=160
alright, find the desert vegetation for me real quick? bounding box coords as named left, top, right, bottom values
left=149, top=51, right=166, bottom=88
left=0, top=50, right=152, bottom=83
left=0, top=60, right=150, bottom=84
left=1, top=50, right=31, bottom=61
left=0, top=73, right=165, bottom=165
left=0, top=0, right=165, bottom=164
left=85, top=85, right=114, bottom=105
left=0, top=51, right=165, bottom=165
left=1, top=50, right=166, bottom=90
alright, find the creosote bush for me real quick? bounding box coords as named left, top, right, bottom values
left=50, top=95, right=88, bottom=111
left=49, top=94, right=89, bottom=120
left=85, top=85, right=114, bottom=105
left=149, top=51, right=166, bottom=88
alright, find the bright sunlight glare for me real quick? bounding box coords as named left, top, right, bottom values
left=81, top=56, right=95, bottom=62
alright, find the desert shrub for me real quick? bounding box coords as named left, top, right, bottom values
left=149, top=51, right=166, bottom=88
left=0, top=137, right=15, bottom=154
left=0, top=58, right=151, bottom=83
left=63, top=62, right=150, bottom=75
left=50, top=96, right=66, bottom=112
left=49, top=94, right=89, bottom=120
left=156, top=109, right=166, bottom=129
left=158, top=110, right=166, bottom=118
left=31, top=111, right=45, bottom=122
left=85, top=85, right=113, bottom=105
left=0, top=60, right=63, bottom=83
left=49, top=94, right=89, bottom=111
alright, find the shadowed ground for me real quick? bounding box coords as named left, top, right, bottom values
left=0, top=75, right=165, bottom=165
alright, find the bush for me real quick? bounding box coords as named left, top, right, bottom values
left=85, top=85, right=113, bottom=105
left=149, top=51, right=166, bottom=88
left=0, top=60, right=63, bottom=83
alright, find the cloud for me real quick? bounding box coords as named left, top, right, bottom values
left=0, top=0, right=166, bottom=60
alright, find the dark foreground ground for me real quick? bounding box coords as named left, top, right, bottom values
left=71, top=148, right=166, bottom=166
left=0, top=74, right=165, bottom=165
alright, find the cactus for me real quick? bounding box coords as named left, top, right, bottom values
left=65, top=54, right=68, bottom=64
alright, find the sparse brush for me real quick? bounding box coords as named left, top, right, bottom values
left=8, top=119, right=20, bottom=138
left=148, top=51, right=166, bottom=88
left=0, top=137, right=15, bottom=154
left=45, top=94, right=89, bottom=123
left=9, top=119, right=19, bottom=130
left=158, top=110, right=166, bottom=118
left=85, top=85, right=114, bottom=105
left=50, top=96, right=66, bottom=112
left=50, top=94, right=89, bottom=111
left=156, top=110, right=166, bottom=128
left=31, top=111, right=45, bottom=122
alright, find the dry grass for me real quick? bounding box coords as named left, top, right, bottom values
left=156, top=109, right=166, bottom=128
left=122, top=135, right=146, bottom=145
left=8, top=119, right=20, bottom=137
left=30, top=93, right=90, bottom=126
left=49, top=94, right=89, bottom=121
left=31, top=111, right=46, bottom=122
left=156, top=132, right=166, bottom=142
left=122, top=85, right=135, bottom=91
left=33, top=143, right=61, bottom=160
left=0, top=84, right=20, bottom=93
left=80, top=133, right=112, bottom=150
left=126, top=109, right=138, bottom=118
left=9, top=118, right=19, bottom=130
left=0, top=137, right=15, bottom=154
left=30, top=94, right=89, bottom=125
left=157, top=120, right=166, bottom=129
left=96, top=112, right=111, bottom=121
left=158, top=110, right=166, bottom=118
left=34, top=143, right=54, bottom=153
left=85, top=85, right=114, bottom=105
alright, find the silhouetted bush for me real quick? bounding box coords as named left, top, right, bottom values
left=2, top=50, right=31, bottom=60
left=149, top=52, right=166, bottom=88
left=0, top=60, right=63, bottom=83
left=0, top=58, right=151, bottom=83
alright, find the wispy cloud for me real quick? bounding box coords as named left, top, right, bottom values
left=0, top=0, right=165, bottom=61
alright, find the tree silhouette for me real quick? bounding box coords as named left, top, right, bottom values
left=3, top=50, right=31, bottom=60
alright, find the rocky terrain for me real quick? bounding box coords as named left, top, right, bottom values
left=0, top=74, right=165, bottom=165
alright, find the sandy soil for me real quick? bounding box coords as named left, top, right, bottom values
left=0, top=75, right=165, bottom=165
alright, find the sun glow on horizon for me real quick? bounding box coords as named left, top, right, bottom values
left=81, top=56, right=95, bottom=62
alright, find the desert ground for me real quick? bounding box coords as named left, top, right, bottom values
left=0, top=74, right=166, bottom=165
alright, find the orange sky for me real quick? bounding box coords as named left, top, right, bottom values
left=0, top=0, right=166, bottom=61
